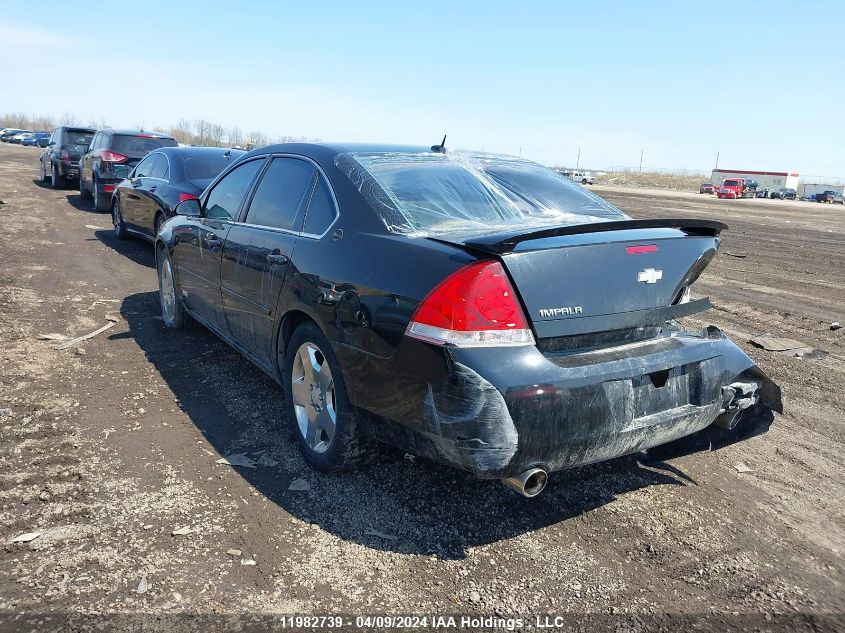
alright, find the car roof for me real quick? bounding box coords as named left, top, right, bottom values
left=103, top=129, right=175, bottom=139
left=154, top=146, right=245, bottom=157
left=245, top=142, right=438, bottom=157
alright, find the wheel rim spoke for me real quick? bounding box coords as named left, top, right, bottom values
left=290, top=378, right=310, bottom=408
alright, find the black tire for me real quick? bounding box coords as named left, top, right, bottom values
left=281, top=321, right=368, bottom=472
left=156, top=247, right=192, bottom=329
left=93, top=177, right=109, bottom=212
left=51, top=163, right=63, bottom=189
left=112, top=199, right=128, bottom=240
left=79, top=171, right=91, bottom=200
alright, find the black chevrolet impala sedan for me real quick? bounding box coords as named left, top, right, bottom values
left=155, top=143, right=780, bottom=496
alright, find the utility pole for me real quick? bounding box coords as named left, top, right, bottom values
left=639, top=149, right=644, bottom=173
left=576, top=147, right=581, bottom=170
left=714, top=151, right=720, bottom=171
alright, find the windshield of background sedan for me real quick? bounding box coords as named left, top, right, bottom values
left=336, top=151, right=627, bottom=236
left=112, top=134, right=178, bottom=157
left=723, top=179, right=741, bottom=187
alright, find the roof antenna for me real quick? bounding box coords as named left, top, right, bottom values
left=431, top=134, right=447, bottom=153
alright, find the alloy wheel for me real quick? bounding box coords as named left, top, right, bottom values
left=290, top=342, right=337, bottom=454
left=158, top=256, right=177, bottom=325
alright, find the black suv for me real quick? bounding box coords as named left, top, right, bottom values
left=79, top=130, right=178, bottom=211
left=38, top=126, right=96, bottom=189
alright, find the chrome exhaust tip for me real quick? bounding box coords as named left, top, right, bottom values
left=503, top=468, right=548, bottom=498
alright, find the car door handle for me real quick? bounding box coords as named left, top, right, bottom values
left=267, top=253, right=288, bottom=265
left=204, top=237, right=223, bottom=248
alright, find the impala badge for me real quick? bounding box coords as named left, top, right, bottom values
left=637, top=268, right=663, bottom=284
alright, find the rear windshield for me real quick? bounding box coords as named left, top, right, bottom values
left=336, top=152, right=627, bottom=236
left=62, top=129, right=95, bottom=149
left=112, top=134, right=177, bottom=157
left=183, top=152, right=243, bottom=181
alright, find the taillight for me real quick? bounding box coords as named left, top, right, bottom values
left=626, top=244, right=658, bottom=254
left=406, top=260, right=534, bottom=347
left=59, top=149, right=70, bottom=160
left=178, top=193, right=199, bottom=202
left=101, top=151, right=128, bottom=163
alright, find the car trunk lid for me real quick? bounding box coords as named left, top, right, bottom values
left=428, top=219, right=724, bottom=340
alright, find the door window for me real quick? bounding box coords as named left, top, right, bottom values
left=244, top=157, right=315, bottom=231
left=203, top=159, right=265, bottom=221
left=302, top=172, right=338, bottom=236
left=149, top=154, right=170, bottom=180
left=134, top=154, right=158, bottom=178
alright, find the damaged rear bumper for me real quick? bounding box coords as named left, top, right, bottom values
left=338, top=326, right=781, bottom=479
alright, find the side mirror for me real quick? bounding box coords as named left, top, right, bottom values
left=174, top=198, right=201, bottom=217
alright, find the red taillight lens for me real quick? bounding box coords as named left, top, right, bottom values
left=626, top=244, right=658, bottom=254
left=101, top=151, right=128, bottom=163
left=406, top=260, right=534, bottom=347
left=59, top=149, right=70, bottom=160
left=103, top=184, right=115, bottom=193
left=178, top=193, right=199, bottom=202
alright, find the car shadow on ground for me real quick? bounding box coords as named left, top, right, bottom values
left=93, top=229, right=155, bottom=269
left=118, top=290, right=752, bottom=560
left=63, top=191, right=99, bottom=212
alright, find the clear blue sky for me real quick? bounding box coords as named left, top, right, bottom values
left=1, top=1, right=843, bottom=177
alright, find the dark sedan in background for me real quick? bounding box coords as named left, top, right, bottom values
left=770, top=187, right=797, bottom=200
left=111, top=146, right=244, bottom=242
left=38, top=126, right=96, bottom=189
left=154, top=142, right=780, bottom=497
left=80, top=129, right=178, bottom=211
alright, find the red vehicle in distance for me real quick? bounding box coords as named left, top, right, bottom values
left=716, top=178, right=759, bottom=199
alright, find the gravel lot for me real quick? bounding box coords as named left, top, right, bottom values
left=0, top=142, right=842, bottom=631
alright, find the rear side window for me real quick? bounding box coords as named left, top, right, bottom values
left=303, top=173, right=337, bottom=236
left=111, top=134, right=178, bottom=157
left=244, top=157, right=315, bottom=231
left=204, top=159, right=265, bottom=221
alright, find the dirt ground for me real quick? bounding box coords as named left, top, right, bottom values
left=0, top=142, right=842, bottom=631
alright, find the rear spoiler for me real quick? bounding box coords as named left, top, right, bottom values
left=430, top=218, right=727, bottom=254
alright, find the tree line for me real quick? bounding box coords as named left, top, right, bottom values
left=0, top=112, right=316, bottom=148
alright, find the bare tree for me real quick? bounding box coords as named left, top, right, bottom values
left=227, top=126, right=243, bottom=148
left=247, top=130, right=267, bottom=149
left=208, top=123, right=225, bottom=147
left=172, top=119, right=193, bottom=145
left=193, top=119, right=210, bottom=146
left=60, top=111, right=80, bottom=125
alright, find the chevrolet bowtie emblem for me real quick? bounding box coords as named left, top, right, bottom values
left=637, top=268, right=663, bottom=284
